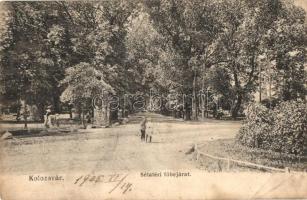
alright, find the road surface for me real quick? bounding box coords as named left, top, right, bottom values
left=0, top=113, right=241, bottom=174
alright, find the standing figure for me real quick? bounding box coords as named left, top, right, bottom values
left=44, top=107, right=52, bottom=128
left=146, top=118, right=154, bottom=143
left=140, top=117, right=147, bottom=142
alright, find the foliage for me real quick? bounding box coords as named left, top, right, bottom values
left=270, top=100, right=307, bottom=154
left=203, top=0, right=306, bottom=118
left=60, top=62, right=114, bottom=105
left=237, top=103, right=274, bottom=149
left=237, top=100, right=307, bottom=155
left=0, top=0, right=306, bottom=122
left=126, top=10, right=167, bottom=93
left=204, top=66, right=235, bottom=110
left=144, top=0, right=226, bottom=119
left=263, top=2, right=306, bottom=101
left=0, top=1, right=136, bottom=116
left=0, top=2, right=72, bottom=115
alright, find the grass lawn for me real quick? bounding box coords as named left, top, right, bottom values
left=197, top=139, right=307, bottom=172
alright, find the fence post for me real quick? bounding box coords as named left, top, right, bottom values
left=227, top=158, right=230, bottom=171
left=194, top=144, right=199, bottom=161
left=217, top=160, right=222, bottom=172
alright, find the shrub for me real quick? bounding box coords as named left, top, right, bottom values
left=270, top=101, right=307, bottom=154
left=236, top=103, right=274, bottom=149
left=237, top=100, right=307, bottom=155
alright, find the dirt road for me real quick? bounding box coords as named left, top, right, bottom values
left=0, top=113, right=241, bottom=174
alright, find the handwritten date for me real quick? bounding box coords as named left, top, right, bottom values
left=74, top=173, right=133, bottom=194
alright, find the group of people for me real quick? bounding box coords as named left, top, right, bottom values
left=140, top=117, right=154, bottom=143
left=44, top=107, right=60, bottom=128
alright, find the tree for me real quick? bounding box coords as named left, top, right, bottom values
left=263, top=1, right=306, bottom=101
left=204, top=66, right=235, bottom=111
left=0, top=2, right=60, bottom=121
left=1, top=0, right=305, bottom=123
left=209, top=0, right=285, bottom=118
left=0, top=1, right=137, bottom=121
left=0, top=2, right=84, bottom=119
left=60, top=62, right=114, bottom=127
left=144, top=0, right=226, bottom=120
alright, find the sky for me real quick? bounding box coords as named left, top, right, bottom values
left=294, top=0, right=307, bottom=11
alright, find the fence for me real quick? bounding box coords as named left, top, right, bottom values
left=193, top=144, right=290, bottom=173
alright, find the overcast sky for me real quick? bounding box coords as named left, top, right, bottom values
left=294, top=0, right=307, bottom=11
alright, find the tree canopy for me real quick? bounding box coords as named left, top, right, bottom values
left=0, top=0, right=305, bottom=120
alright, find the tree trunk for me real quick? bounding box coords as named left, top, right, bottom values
left=192, top=70, right=198, bottom=120
left=81, top=108, right=86, bottom=129
left=185, top=109, right=191, bottom=120
left=16, top=105, right=21, bottom=122
left=231, top=93, right=243, bottom=119
left=69, top=104, right=73, bottom=119
left=24, top=104, right=28, bottom=129
left=53, top=94, right=61, bottom=113
left=201, top=94, right=205, bottom=118
left=38, top=104, right=45, bottom=122
left=232, top=62, right=243, bottom=119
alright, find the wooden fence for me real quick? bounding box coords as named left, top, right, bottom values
left=193, top=144, right=290, bottom=173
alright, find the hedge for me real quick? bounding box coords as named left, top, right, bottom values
left=237, top=100, right=307, bottom=155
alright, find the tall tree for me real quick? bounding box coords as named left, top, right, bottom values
left=206, top=0, right=306, bottom=118
left=0, top=1, right=137, bottom=119
left=144, top=0, right=225, bottom=120
left=263, top=1, right=306, bottom=101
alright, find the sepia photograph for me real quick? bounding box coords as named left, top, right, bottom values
left=0, top=0, right=306, bottom=199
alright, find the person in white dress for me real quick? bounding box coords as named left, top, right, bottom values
left=146, top=118, right=154, bottom=143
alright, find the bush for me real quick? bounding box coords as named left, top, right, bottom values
left=237, top=100, right=307, bottom=155
left=271, top=101, right=307, bottom=154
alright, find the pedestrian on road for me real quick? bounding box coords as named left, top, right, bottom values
left=140, top=116, right=147, bottom=142
left=146, top=118, right=154, bottom=143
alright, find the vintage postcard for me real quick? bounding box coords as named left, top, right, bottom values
left=0, top=0, right=306, bottom=199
